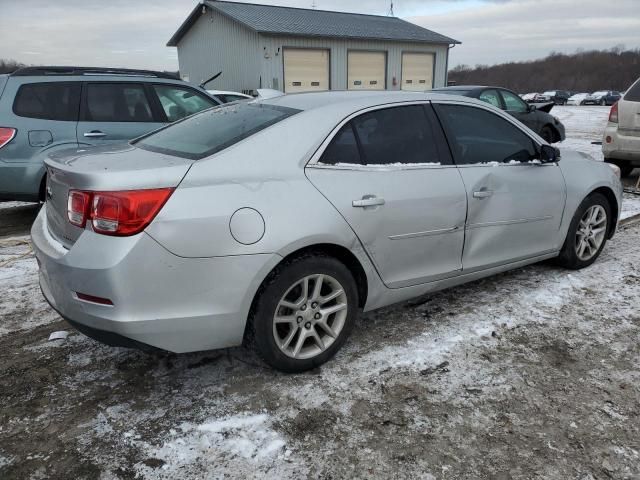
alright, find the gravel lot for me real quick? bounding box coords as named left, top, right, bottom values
left=1, top=106, right=640, bottom=479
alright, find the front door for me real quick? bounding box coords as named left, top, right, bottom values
left=306, top=104, right=468, bottom=288
left=434, top=102, right=566, bottom=271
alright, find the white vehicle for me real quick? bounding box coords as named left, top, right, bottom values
left=567, top=93, right=589, bottom=106
left=206, top=89, right=253, bottom=103
left=603, top=78, right=640, bottom=177
left=521, top=92, right=539, bottom=102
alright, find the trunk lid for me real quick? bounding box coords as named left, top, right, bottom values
left=44, top=143, right=193, bottom=248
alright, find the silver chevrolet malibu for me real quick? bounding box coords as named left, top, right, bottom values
left=32, top=91, right=623, bottom=372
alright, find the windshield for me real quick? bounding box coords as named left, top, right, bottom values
left=135, top=103, right=300, bottom=160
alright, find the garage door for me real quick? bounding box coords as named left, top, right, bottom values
left=348, top=51, right=386, bottom=90
left=401, top=52, right=434, bottom=91
left=283, top=49, right=330, bottom=93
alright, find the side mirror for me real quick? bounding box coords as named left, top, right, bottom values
left=528, top=104, right=537, bottom=112
left=540, top=144, right=560, bottom=163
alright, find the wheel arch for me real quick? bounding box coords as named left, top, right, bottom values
left=588, top=186, right=619, bottom=239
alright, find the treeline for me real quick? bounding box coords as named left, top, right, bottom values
left=0, top=59, right=25, bottom=74
left=449, top=48, right=640, bottom=93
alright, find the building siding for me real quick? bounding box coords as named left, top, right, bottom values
left=258, top=35, right=448, bottom=92
left=176, top=9, right=261, bottom=92
left=175, top=10, right=451, bottom=93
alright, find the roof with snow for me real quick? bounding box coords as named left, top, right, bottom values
left=167, top=1, right=460, bottom=47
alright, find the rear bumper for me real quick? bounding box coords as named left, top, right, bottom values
left=602, top=124, right=640, bottom=164
left=31, top=206, right=281, bottom=353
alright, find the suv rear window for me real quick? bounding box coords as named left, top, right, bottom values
left=625, top=79, right=640, bottom=102
left=13, top=82, right=80, bottom=121
left=135, top=103, right=299, bottom=160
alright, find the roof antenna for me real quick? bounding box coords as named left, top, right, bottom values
left=388, top=0, right=395, bottom=16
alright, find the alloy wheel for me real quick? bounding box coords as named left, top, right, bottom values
left=575, top=205, right=607, bottom=261
left=273, top=274, right=348, bottom=360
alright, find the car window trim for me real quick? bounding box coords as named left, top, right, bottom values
left=80, top=81, right=158, bottom=123
left=307, top=100, right=455, bottom=171
left=431, top=99, right=551, bottom=168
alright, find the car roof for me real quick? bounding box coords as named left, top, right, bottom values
left=431, top=85, right=489, bottom=92
left=258, top=90, right=485, bottom=112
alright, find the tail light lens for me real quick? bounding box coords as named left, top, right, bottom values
left=0, top=127, right=16, bottom=149
left=609, top=102, right=619, bottom=123
left=67, top=188, right=174, bottom=236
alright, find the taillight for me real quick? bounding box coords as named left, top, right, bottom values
left=67, top=190, right=91, bottom=227
left=67, top=188, right=173, bottom=236
left=609, top=102, right=619, bottom=123
left=0, top=127, right=16, bottom=149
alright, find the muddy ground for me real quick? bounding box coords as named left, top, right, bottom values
left=1, top=219, right=639, bottom=479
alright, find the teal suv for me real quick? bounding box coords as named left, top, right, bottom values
left=0, top=67, right=221, bottom=201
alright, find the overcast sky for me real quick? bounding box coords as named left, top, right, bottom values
left=1, top=0, right=639, bottom=71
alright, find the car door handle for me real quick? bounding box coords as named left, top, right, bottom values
left=83, top=131, right=106, bottom=138
left=473, top=190, right=494, bottom=199
left=352, top=196, right=385, bottom=208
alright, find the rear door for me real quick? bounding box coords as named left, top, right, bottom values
left=76, top=82, right=163, bottom=145
left=619, top=80, right=640, bottom=137
left=306, top=103, right=468, bottom=288
left=434, top=102, right=566, bottom=271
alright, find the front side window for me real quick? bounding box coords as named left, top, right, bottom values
left=136, top=103, right=299, bottom=160
left=153, top=85, right=217, bottom=122
left=436, top=104, right=537, bottom=165
left=351, top=105, right=441, bottom=165
left=479, top=89, right=502, bottom=109
left=501, top=90, right=528, bottom=113
left=13, top=82, right=80, bottom=121
left=85, top=83, right=153, bottom=122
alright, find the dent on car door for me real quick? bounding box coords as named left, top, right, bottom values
left=434, top=103, right=566, bottom=271
left=76, top=82, right=164, bottom=145
left=305, top=104, right=468, bottom=288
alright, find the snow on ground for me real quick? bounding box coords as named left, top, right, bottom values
left=621, top=192, right=640, bottom=220
left=0, top=235, right=58, bottom=336
left=554, top=105, right=610, bottom=161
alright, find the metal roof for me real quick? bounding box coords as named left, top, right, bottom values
left=167, top=1, right=460, bottom=47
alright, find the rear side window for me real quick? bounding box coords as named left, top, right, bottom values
left=353, top=105, right=442, bottom=165
left=13, top=82, right=80, bottom=121
left=152, top=85, right=217, bottom=122
left=85, top=83, right=153, bottom=122
left=436, top=104, right=537, bottom=165
left=625, top=79, right=640, bottom=102
left=136, top=103, right=299, bottom=160
left=479, top=89, right=502, bottom=109
left=320, top=124, right=361, bottom=165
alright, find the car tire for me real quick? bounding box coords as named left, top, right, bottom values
left=247, top=254, right=359, bottom=372
left=540, top=125, right=555, bottom=143
left=557, top=193, right=611, bottom=270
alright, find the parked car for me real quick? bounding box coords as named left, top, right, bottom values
left=431, top=86, right=566, bottom=143
left=521, top=92, right=540, bottom=103
left=32, top=91, right=622, bottom=372
left=0, top=66, right=222, bottom=202
left=206, top=89, right=253, bottom=103
left=567, top=93, right=590, bottom=106
left=603, top=77, right=640, bottom=176
left=537, top=90, right=572, bottom=105
left=583, top=91, right=622, bottom=106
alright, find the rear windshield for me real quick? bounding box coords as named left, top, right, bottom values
left=625, top=79, right=640, bottom=102
left=135, top=102, right=300, bottom=160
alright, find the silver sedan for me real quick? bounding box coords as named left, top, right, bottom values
left=31, top=91, right=623, bottom=372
